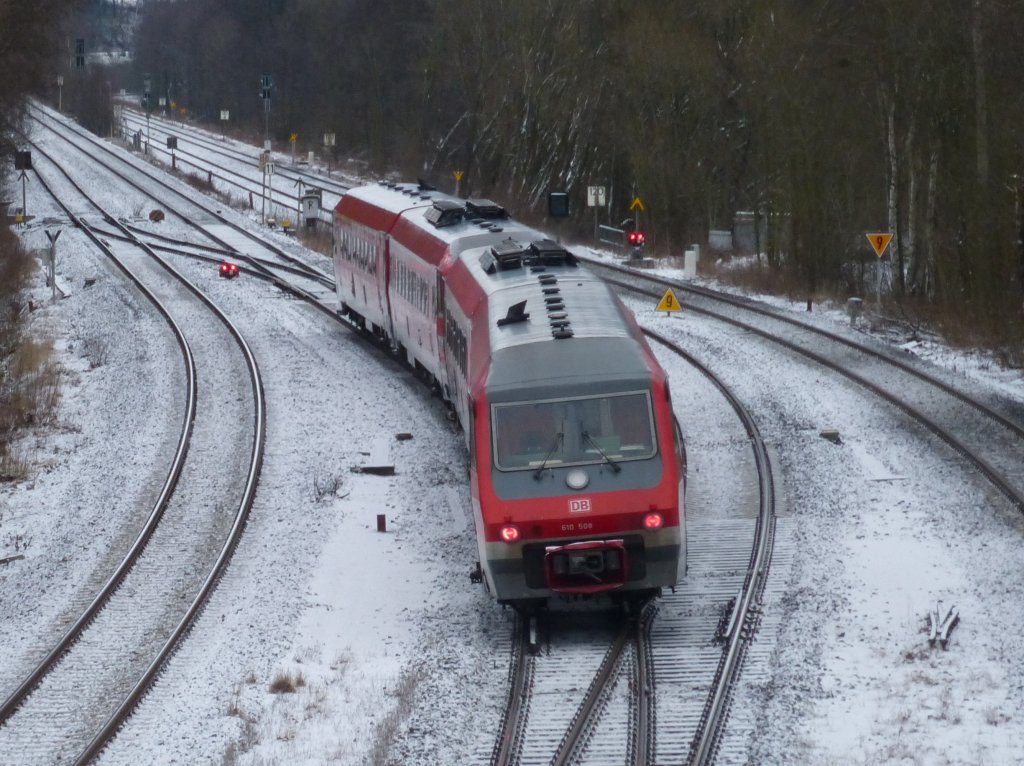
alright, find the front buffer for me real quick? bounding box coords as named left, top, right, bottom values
left=477, top=499, right=683, bottom=607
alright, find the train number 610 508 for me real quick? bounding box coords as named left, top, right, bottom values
left=561, top=522, right=594, bottom=532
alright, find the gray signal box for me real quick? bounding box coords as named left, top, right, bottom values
left=301, top=188, right=322, bottom=227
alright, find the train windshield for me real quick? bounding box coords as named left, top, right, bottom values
left=491, top=391, right=657, bottom=471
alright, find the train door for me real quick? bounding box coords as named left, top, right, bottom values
left=434, top=272, right=446, bottom=374
left=378, top=232, right=394, bottom=340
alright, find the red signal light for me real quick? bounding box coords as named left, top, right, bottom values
left=643, top=512, right=663, bottom=530
left=500, top=525, right=520, bottom=543
left=628, top=231, right=646, bottom=247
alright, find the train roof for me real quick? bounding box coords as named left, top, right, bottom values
left=336, top=183, right=662, bottom=397
left=336, top=181, right=539, bottom=252
left=454, top=239, right=657, bottom=398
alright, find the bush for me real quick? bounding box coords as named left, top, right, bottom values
left=268, top=670, right=306, bottom=694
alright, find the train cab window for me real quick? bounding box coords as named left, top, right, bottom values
left=491, top=391, right=656, bottom=471
left=579, top=393, right=655, bottom=454
left=494, top=402, right=561, bottom=468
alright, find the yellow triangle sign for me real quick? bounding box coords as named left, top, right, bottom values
left=866, top=232, right=893, bottom=258
left=656, top=288, right=681, bottom=313
left=630, top=196, right=645, bottom=212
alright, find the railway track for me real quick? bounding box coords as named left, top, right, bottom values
left=23, top=123, right=788, bottom=763
left=0, top=131, right=267, bottom=765
left=7, top=107, right=462, bottom=764
left=120, top=106, right=352, bottom=198
left=585, top=256, right=1024, bottom=518
left=486, top=254, right=1022, bottom=765
left=22, top=112, right=1023, bottom=762
left=490, top=333, right=778, bottom=766
left=119, top=108, right=346, bottom=227
left=28, top=104, right=336, bottom=303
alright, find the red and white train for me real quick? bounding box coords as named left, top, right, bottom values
left=333, top=181, right=686, bottom=609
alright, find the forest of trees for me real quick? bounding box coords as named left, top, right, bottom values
left=6, top=0, right=1022, bottom=358
left=0, top=0, right=81, bottom=183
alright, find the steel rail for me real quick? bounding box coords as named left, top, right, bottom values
left=488, top=328, right=770, bottom=766
left=550, top=623, right=632, bottom=766
left=30, top=104, right=333, bottom=284
left=642, top=327, right=777, bottom=765
left=490, top=617, right=534, bottom=766
left=10, top=135, right=268, bottom=765
left=119, top=109, right=343, bottom=226
left=121, top=107, right=353, bottom=198
left=0, top=146, right=199, bottom=729
left=88, top=223, right=335, bottom=287
left=632, top=604, right=656, bottom=766
left=584, top=255, right=1024, bottom=441
left=120, top=134, right=334, bottom=227
left=607, top=273, right=1024, bottom=516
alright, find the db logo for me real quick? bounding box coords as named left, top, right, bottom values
left=569, top=498, right=592, bottom=513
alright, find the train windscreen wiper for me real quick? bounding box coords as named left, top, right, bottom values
left=581, top=431, right=621, bottom=473
left=532, top=432, right=564, bottom=480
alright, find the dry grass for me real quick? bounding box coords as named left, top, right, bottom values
left=79, top=336, right=110, bottom=369
left=5, top=532, right=33, bottom=553
left=220, top=715, right=259, bottom=766
left=1, top=226, right=62, bottom=481
left=182, top=171, right=217, bottom=194
left=311, top=468, right=344, bottom=502
left=268, top=669, right=306, bottom=694
left=708, top=253, right=832, bottom=306
left=711, top=254, right=1023, bottom=368
left=368, top=667, right=423, bottom=766
left=295, top=226, right=333, bottom=258
left=179, top=169, right=239, bottom=210
left=906, top=299, right=1024, bottom=369
left=0, top=345, right=63, bottom=481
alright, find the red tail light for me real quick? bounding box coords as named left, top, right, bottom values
left=500, top=525, right=520, bottom=543
left=643, top=512, right=663, bottom=530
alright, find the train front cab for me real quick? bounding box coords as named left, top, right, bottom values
left=472, top=381, right=685, bottom=609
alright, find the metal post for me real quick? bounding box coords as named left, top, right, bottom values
left=45, top=229, right=61, bottom=300
left=876, top=262, right=882, bottom=313
left=57, top=75, right=63, bottom=112
left=21, top=174, right=26, bottom=224
left=143, top=75, right=152, bottom=154
left=324, top=132, right=335, bottom=176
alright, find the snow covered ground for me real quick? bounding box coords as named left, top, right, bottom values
left=2, top=113, right=1023, bottom=765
